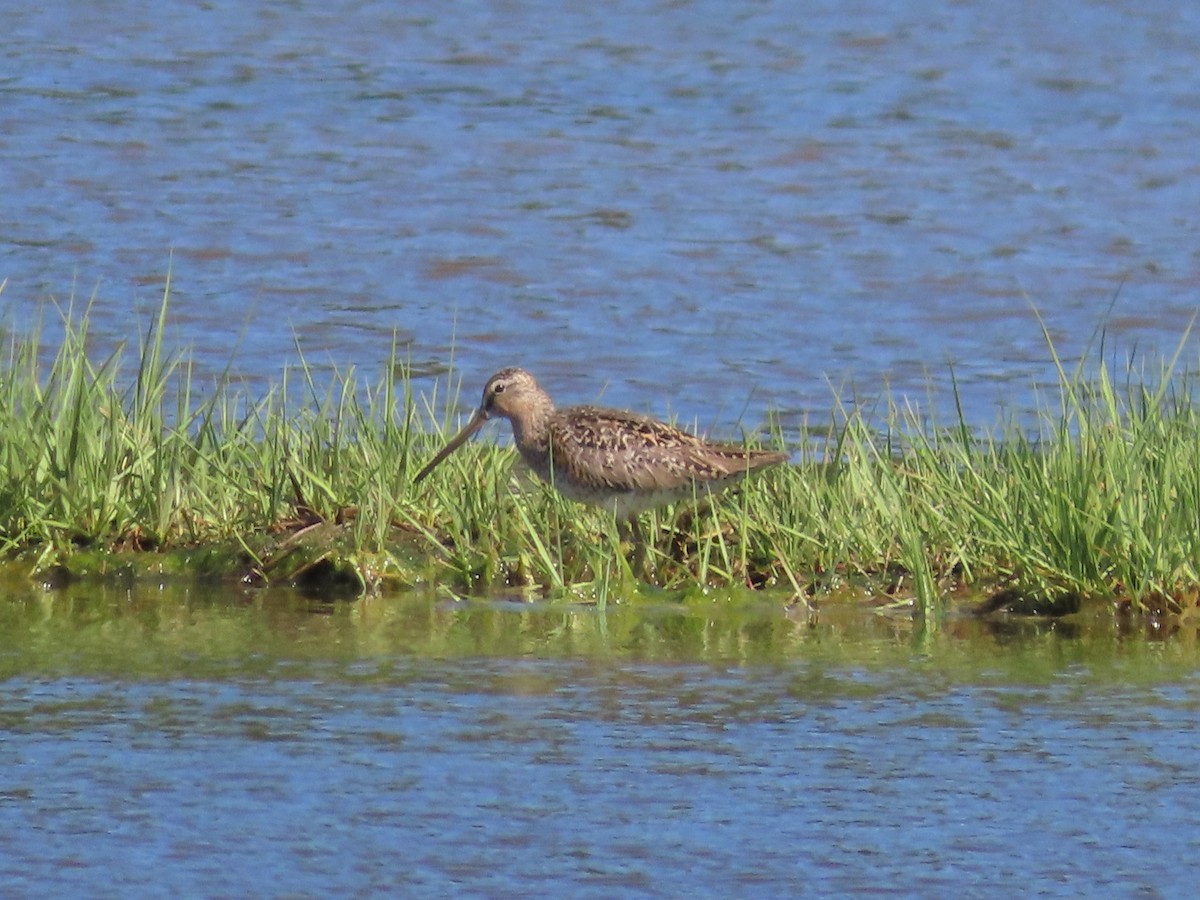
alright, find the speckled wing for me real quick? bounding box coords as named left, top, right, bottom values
left=546, top=406, right=783, bottom=495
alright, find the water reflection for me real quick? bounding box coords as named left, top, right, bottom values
left=2, top=582, right=1200, bottom=893
left=2, top=578, right=1198, bottom=681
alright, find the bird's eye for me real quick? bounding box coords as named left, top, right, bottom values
left=493, top=382, right=506, bottom=394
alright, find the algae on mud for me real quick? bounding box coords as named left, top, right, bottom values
left=3, top=575, right=1198, bottom=683
left=2, top=290, right=1200, bottom=616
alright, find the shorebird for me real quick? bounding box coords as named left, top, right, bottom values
left=413, top=368, right=788, bottom=568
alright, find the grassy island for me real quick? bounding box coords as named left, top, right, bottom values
left=2, top=290, right=1198, bottom=618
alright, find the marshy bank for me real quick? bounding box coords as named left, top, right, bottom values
left=2, top=292, right=1198, bottom=622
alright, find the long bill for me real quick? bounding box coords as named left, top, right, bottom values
left=412, top=408, right=489, bottom=484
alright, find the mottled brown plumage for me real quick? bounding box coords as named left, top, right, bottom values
left=414, top=368, right=788, bottom=523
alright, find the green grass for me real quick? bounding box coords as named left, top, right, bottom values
left=1, top=285, right=1199, bottom=615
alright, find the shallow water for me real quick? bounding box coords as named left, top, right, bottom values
left=2, top=583, right=1199, bottom=896
left=3, top=1, right=1200, bottom=434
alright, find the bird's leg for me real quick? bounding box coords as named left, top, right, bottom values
left=616, top=516, right=634, bottom=557
left=614, top=516, right=654, bottom=580
left=616, top=517, right=630, bottom=545
left=613, top=517, right=636, bottom=582
left=626, top=515, right=653, bottom=578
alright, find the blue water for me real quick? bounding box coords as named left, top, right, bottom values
left=3, top=662, right=1198, bottom=896
left=1, top=589, right=1199, bottom=896
left=3, top=1, right=1199, bottom=432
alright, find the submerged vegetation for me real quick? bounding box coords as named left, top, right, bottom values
left=1, top=285, right=1198, bottom=617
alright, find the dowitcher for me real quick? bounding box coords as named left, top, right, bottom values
left=413, top=368, right=787, bottom=565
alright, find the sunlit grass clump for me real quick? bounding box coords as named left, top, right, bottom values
left=1, top=285, right=1198, bottom=615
